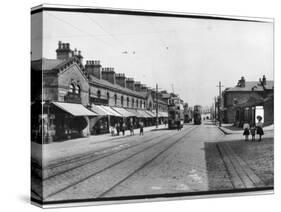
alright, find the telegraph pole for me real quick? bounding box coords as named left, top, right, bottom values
left=214, top=97, right=217, bottom=125
left=217, top=81, right=224, bottom=127
left=156, top=83, right=159, bottom=128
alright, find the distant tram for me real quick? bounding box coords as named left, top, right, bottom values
left=193, top=105, right=202, bottom=125
left=168, top=96, right=184, bottom=129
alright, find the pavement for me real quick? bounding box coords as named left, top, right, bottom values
left=32, top=124, right=167, bottom=167
left=218, top=123, right=274, bottom=135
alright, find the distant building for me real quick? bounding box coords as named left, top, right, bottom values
left=222, top=76, right=273, bottom=127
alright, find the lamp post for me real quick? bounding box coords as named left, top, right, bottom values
left=156, top=83, right=159, bottom=128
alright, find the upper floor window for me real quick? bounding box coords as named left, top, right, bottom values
left=75, top=85, right=80, bottom=94
left=97, top=90, right=101, bottom=98
left=132, top=98, right=134, bottom=108
left=107, top=92, right=110, bottom=100
left=136, top=99, right=138, bottom=108
left=127, top=97, right=129, bottom=107
left=69, top=83, right=75, bottom=93
left=114, top=94, right=117, bottom=105
left=121, top=96, right=124, bottom=106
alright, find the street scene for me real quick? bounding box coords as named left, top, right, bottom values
left=31, top=7, right=274, bottom=204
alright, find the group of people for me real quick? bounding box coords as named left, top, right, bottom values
left=110, top=120, right=144, bottom=136
left=243, top=116, right=264, bottom=141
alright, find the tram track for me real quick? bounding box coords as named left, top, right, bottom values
left=43, top=129, right=177, bottom=180
left=44, top=126, right=197, bottom=201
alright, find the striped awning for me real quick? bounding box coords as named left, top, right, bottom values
left=144, top=110, right=155, bottom=118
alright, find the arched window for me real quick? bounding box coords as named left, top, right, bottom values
left=114, top=94, right=117, bottom=105
left=132, top=98, right=134, bottom=108
left=127, top=97, right=129, bottom=107
left=121, top=96, right=124, bottom=106
left=69, top=83, right=75, bottom=93
left=75, top=85, right=80, bottom=94
left=97, top=90, right=101, bottom=98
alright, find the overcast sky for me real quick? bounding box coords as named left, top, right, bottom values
left=31, top=11, right=273, bottom=107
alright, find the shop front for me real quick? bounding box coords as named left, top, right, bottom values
left=43, top=102, right=97, bottom=143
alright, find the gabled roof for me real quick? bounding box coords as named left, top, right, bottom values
left=225, top=80, right=274, bottom=92
left=31, top=58, right=63, bottom=71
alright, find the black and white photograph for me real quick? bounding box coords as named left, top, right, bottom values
left=30, top=4, right=274, bottom=207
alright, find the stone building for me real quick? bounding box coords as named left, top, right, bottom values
left=222, top=76, right=274, bottom=127
left=31, top=41, right=169, bottom=143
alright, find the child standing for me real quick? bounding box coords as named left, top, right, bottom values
left=250, top=125, right=256, bottom=141
left=243, top=122, right=250, bottom=141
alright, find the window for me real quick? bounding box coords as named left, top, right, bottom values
left=69, top=83, right=75, bottom=93
left=121, top=96, right=124, bottom=106
left=132, top=98, right=134, bottom=108
left=140, top=100, right=142, bottom=109
left=75, top=85, right=80, bottom=94
left=127, top=97, right=129, bottom=107
left=107, top=92, right=110, bottom=100
left=97, top=90, right=101, bottom=98
left=114, top=94, right=117, bottom=105
left=136, top=99, right=138, bottom=108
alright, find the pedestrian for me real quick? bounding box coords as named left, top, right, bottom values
left=116, top=123, right=120, bottom=136
left=243, top=122, right=250, bottom=141
left=129, top=121, right=134, bottom=136
left=122, top=122, right=126, bottom=136
left=256, top=116, right=264, bottom=141
left=177, top=120, right=181, bottom=131
left=250, top=124, right=256, bottom=141
left=139, top=121, right=144, bottom=136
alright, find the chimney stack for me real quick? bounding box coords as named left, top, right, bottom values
left=126, top=78, right=135, bottom=91
left=85, top=60, right=101, bottom=80
left=56, top=41, right=72, bottom=60
left=140, top=84, right=148, bottom=92
left=134, top=81, right=141, bottom=92
left=115, top=73, right=126, bottom=88
left=262, top=75, right=267, bottom=85
left=101, top=67, right=116, bottom=84
left=237, top=76, right=246, bottom=88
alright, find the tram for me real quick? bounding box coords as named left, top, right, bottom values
left=193, top=105, right=202, bottom=125
left=168, top=96, right=184, bottom=129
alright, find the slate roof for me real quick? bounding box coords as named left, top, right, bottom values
left=225, top=80, right=274, bottom=92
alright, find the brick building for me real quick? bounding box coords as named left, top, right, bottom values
left=222, top=76, right=274, bottom=127
left=31, top=41, right=169, bottom=143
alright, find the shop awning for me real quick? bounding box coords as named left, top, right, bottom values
left=52, top=102, right=97, bottom=116
left=159, top=111, right=168, bottom=117
left=90, top=104, right=108, bottom=116
left=126, top=108, right=141, bottom=117
left=99, top=105, right=122, bottom=117
left=111, top=107, right=136, bottom=117
left=136, top=110, right=151, bottom=118
left=144, top=110, right=155, bottom=118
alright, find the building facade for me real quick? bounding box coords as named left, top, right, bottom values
left=222, top=76, right=274, bottom=127
left=31, top=41, right=171, bottom=143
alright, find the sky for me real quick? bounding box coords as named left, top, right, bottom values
left=31, top=11, right=273, bottom=107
